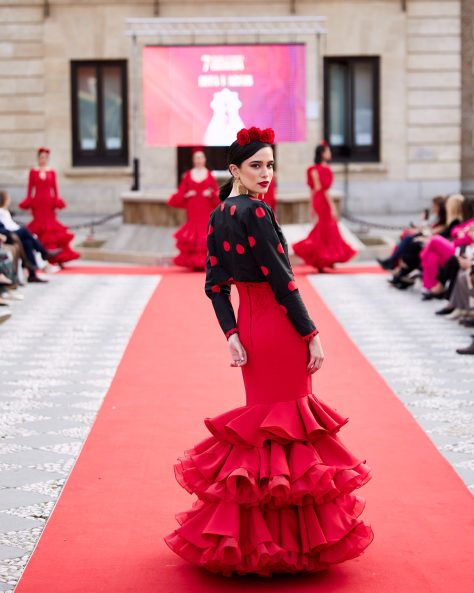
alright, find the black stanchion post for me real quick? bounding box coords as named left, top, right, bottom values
left=131, top=158, right=140, bottom=191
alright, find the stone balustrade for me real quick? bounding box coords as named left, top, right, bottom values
left=121, top=189, right=344, bottom=227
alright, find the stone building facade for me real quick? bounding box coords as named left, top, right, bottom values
left=0, top=0, right=471, bottom=215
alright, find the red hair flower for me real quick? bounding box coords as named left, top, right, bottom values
left=37, top=146, right=50, bottom=155
left=321, top=139, right=328, bottom=147
left=260, top=128, right=275, bottom=144
left=236, top=129, right=251, bottom=146
left=248, top=126, right=262, bottom=141
left=236, top=127, right=276, bottom=146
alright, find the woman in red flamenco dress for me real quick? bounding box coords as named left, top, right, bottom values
left=164, top=127, right=374, bottom=576
left=292, top=142, right=356, bottom=271
left=19, top=147, right=79, bottom=265
left=168, top=148, right=220, bottom=270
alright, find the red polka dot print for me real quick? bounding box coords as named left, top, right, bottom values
left=208, top=224, right=214, bottom=235
left=220, top=203, right=225, bottom=211
left=248, top=236, right=256, bottom=247
left=277, top=243, right=284, bottom=254
left=260, top=265, right=269, bottom=276
left=288, top=280, right=297, bottom=291
left=211, top=284, right=221, bottom=293
left=255, top=206, right=265, bottom=218
left=280, top=305, right=287, bottom=314
left=223, top=241, right=230, bottom=252
left=230, top=205, right=237, bottom=216
left=236, top=244, right=245, bottom=254
left=209, top=255, right=217, bottom=266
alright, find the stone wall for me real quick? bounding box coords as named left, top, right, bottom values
left=0, top=0, right=466, bottom=215
left=0, top=2, right=45, bottom=189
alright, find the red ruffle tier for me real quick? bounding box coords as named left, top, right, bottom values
left=173, top=222, right=208, bottom=269
left=164, top=393, right=374, bottom=576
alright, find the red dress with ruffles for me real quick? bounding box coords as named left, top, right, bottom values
left=168, top=169, right=219, bottom=269
left=164, top=195, right=374, bottom=576
left=292, top=164, right=356, bottom=269
left=19, top=169, right=80, bottom=264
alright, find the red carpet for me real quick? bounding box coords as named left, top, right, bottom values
left=16, top=272, right=473, bottom=592
left=60, top=263, right=387, bottom=276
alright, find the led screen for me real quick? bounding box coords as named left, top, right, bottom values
left=143, top=44, right=306, bottom=146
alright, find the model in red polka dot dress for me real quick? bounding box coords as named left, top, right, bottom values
left=165, top=129, right=373, bottom=577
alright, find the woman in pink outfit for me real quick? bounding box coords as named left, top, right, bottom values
left=420, top=194, right=465, bottom=296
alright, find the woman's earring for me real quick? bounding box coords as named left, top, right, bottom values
left=236, top=177, right=248, bottom=195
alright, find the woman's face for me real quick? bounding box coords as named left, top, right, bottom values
left=431, top=201, right=439, bottom=215
left=323, top=146, right=332, bottom=162
left=37, top=152, right=49, bottom=167
left=192, top=151, right=206, bottom=168
left=231, top=146, right=274, bottom=195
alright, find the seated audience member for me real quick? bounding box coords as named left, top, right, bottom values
left=423, top=218, right=474, bottom=300
left=0, top=191, right=60, bottom=283
left=389, top=194, right=465, bottom=291
left=377, top=195, right=446, bottom=270
left=0, top=235, right=13, bottom=308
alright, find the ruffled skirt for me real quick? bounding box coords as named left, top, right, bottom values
left=164, top=281, right=374, bottom=576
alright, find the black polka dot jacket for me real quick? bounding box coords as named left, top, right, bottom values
left=204, top=194, right=319, bottom=341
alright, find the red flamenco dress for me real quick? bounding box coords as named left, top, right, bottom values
left=19, top=169, right=80, bottom=264
left=165, top=195, right=374, bottom=576
left=168, top=169, right=219, bottom=269
left=292, top=164, right=356, bottom=270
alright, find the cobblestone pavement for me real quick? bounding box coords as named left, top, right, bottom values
left=1, top=268, right=472, bottom=590
left=309, top=272, right=474, bottom=494
left=0, top=273, right=159, bottom=592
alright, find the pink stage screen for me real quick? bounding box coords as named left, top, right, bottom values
left=143, top=44, right=306, bottom=146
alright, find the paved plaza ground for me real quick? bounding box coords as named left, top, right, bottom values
left=0, top=262, right=472, bottom=591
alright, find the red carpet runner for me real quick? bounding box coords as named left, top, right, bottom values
left=16, top=271, right=473, bottom=592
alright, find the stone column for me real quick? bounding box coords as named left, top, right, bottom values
left=406, top=0, right=462, bottom=195
left=0, top=3, right=45, bottom=199
left=461, top=0, right=474, bottom=198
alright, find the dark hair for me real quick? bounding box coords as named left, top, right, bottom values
left=219, top=140, right=273, bottom=201
left=314, top=143, right=328, bottom=165
left=0, top=191, right=8, bottom=208
left=462, top=196, right=474, bottom=221
left=431, top=195, right=447, bottom=226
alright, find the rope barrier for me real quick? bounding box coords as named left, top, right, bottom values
left=341, top=213, right=405, bottom=231
left=68, top=212, right=122, bottom=236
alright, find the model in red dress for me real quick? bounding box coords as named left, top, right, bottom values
left=18, top=148, right=79, bottom=265
left=165, top=128, right=374, bottom=576
left=292, top=143, right=356, bottom=270
left=168, top=149, right=220, bottom=270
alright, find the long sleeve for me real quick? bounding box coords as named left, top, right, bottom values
left=242, top=200, right=318, bottom=340
left=19, top=169, right=35, bottom=209
left=204, top=213, right=238, bottom=339
left=209, top=175, right=220, bottom=209
left=168, top=172, right=190, bottom=209
left=51, top=170, right=66, bottom=209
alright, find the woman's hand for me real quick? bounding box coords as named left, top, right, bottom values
left=307, top=333, right=324, bottom=374
left=228, top=333, right=248, bottom=367
left=184, top=190, right=196, bottom=198
left=202, top=188, right=213, bottom=198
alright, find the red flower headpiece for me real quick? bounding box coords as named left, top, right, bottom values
left=320, top=139, right=328, bottom=147
left=191, top=146, right=205, bottom=155
left=236, top=127, right=275, bottom=146
left=37, top=146, right=50, bottom=155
